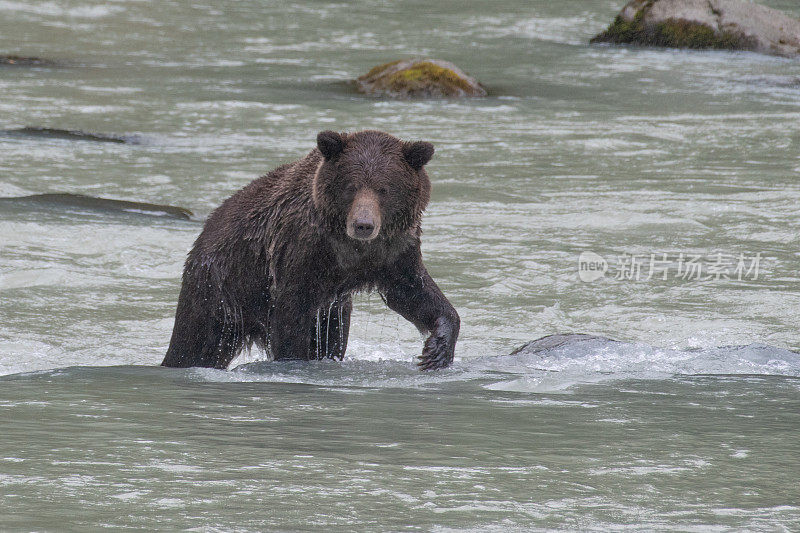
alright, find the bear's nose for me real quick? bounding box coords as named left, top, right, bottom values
left=353, top=217, right=375, bottom=239
left=347, top=189, right=381, bottom=241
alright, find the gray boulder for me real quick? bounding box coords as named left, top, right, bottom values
left=0, top=193, right=194, bottom=220
left=591, top=0, right=800, bottom=57
left=509, top=334, right=620, bottom=356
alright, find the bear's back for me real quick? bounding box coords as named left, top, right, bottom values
left=189, top=150, right=321, bottom=260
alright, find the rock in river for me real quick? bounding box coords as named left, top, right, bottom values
left=0, top=55, right=54, bottom=66
left=0, top=193, right=194, bottom=220
left=591, top=0, right=800, bottom=57
left=355, top=58, right=487, bottom=98
left=3, top=127, right=138, bottom=144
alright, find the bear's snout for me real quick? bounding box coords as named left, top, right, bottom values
left=347, top=189, right=381, bottom=241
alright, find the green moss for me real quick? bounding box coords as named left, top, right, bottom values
left=381, top=61, right=475, bottom=95
left=360, top=59, right=403, bottom=80
left=591, top=13, right=646, bottom=44
left=654, top=19, right=718, bottom=47
left=356, top=59, right=485, bottom=98
left=590, top=1, right=749, bottom=50
left=653, top=20, right=744, bottom=49
left=591, top=2, right=651, bottom=44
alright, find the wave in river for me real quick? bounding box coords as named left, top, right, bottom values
left=163, top=333, right=800, bottom=392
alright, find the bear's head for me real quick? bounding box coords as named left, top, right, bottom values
left=312, top=130, right=433, bottom=242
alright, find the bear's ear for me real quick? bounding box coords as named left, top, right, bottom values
left=402, top=141, right=434, bottom=171
left=317, top=130, right=346, bottom=160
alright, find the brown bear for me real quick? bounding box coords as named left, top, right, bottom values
left=161, top=130, right=460, bottom=371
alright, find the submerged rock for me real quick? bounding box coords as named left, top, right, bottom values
left=355, top=58, right=487, bottom=98
left=509, top=334, right=620, bottom=356
left=591, top=0, right=800, bottom=57
left=0, top=55, right=53, bottom=66
left=3, top=127, right=138, bottom=144
left=0, top=193, right=193, bottom=220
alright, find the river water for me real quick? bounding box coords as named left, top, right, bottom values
left=1, top=0, right=799, bottom=530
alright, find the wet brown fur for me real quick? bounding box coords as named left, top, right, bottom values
left=162, top=130, right=459, bottom=371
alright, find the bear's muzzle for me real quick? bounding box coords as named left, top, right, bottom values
left=347, top=189, right=381, bottom=241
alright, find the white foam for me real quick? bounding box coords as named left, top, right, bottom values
left=190, top=334, right=800, bottom=394
left=0, top=1, right=124, bottom=18
left=472, top=337, right=800, bottom=393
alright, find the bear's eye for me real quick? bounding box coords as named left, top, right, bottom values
left=377, top=186, right=388, bottom=197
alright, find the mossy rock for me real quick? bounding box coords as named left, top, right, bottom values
left=591, top=0, right=800, bottom=57
left=356, top=58, right=486, bottom=98
left=0, top=55, right=53, bottom=66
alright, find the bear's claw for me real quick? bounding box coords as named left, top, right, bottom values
left=418, top=331, right=453, bottom=371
